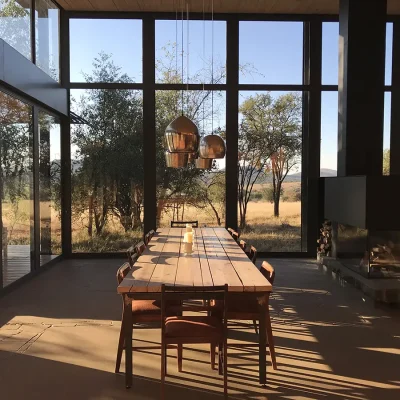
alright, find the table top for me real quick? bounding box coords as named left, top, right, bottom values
left=117, top=227, right=272, bottom=294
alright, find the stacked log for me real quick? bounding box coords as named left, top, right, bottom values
left=317, top=220, right=332, bottom=257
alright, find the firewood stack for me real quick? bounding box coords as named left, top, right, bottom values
left=317, top=220, right=332, bottom=257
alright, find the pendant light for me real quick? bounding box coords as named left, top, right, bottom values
left=198, top=0, right=226, bottom=160
left=165, top=1, right=199, bottom=166
left=196, top=0, right=214, bottom=169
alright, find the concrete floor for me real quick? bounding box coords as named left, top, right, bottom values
left=0, top=258, right=400, bottom=400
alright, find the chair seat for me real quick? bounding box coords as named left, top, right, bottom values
left=165, top=316, right=223, bottom=339
left=212, top=298, right=259, bottom=318
left=132, top=300, right=161, bottom=315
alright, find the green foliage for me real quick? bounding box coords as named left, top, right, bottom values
left=263, top=185, right=283, bottom=203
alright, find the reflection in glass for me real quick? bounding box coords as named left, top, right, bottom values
left=156, top=20, right=226, bottom=84
left=156, top=90, right=226, bottom=228
left=0, top=0, right=31, bottom=60
left=39, top=111, right=61, bottom=263
left=70, top=88, right=143, bottom=253
left=238, top=91, right=302, bottom=252
left=35, top=0, right=59, bottom=81
left=321, top=92, right=338, bottom=176
left=0, top=90, right=34, bottom=287
left=322, top=22, right=339, bottom=85
left=239, top=22, right=303, bottom=84
left=383, top=92, right=391, bottom=175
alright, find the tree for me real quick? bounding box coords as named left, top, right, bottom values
left=383, top=149, right=390, bottom=176
left=71, top=52, right=143, bottom=235
left=238, top=92, right=302, bottom=230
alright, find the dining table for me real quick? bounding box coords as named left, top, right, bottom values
left=117, top=227, right=273, bottom=388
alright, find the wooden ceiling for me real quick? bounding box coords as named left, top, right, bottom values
left=55, top=0, right=400, bottom=15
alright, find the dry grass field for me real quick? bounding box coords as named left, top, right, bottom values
left=3, top=181, right=302, bottom=253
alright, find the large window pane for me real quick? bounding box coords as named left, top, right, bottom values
left=35, top=0, right=59, bottom=81
left=1, top=90, right=34, bottom=287
left=238, top=91, right=303, bottom=252
left=156, top=90, right=226, bottom=228
left=70, top=19, right=142, bottom=83
left=71, top=89, right=143, bottom=252
left=239, top=22, right=303, bottom=84
left=38, top=110, right=61, bottom=264
left=386, top=23, right=393, bottom=86
left=321, top=92, right=338, bottom=176
left=383, top=92, right=391, bottom=175
left=156, top=20, right=226, bottom=84
left=0, top=0, right=31, bottom=60
left=322, top=22, right=339, bottom=85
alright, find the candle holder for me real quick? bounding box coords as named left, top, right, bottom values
left=183, top=242, right=193, bottom=256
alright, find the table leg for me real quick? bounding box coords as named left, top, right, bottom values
left=124, top=295, right=133, bottom=388
left=258, top=294, right=267, bottom=385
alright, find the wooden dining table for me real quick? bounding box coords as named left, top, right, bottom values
left=117, top=227, right=272, bottom=388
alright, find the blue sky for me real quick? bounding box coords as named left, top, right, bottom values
left=69, top=19, right=393, bottom=173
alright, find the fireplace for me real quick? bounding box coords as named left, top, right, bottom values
left=322, top=175, right=400, bottom=279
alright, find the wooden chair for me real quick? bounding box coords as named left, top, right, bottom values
left=211, top=261, right=277, bottom=370
left=149, top=229, right=156, bottom=240
left=248, top=245, right=257, bottom=265
left=135, top=241, right=146, bottom=256
left=144, top=229, right=156, bottom=245
left=126, top=245, right=138, bottom=267
left=231, top=231, right=240, bottom=243
left=115, top=262, right=170, bottom=373
left=227, top=227, right=234, bottom=237
left=170, top=220, right=199, bottom=228
left=161, top=284, right=228, bottom=399
left=239, top=240, right=247, bottom=252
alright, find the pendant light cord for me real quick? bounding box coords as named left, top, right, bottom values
left=202, top=0, right=205, bottom=135
left=211, top=0, right=214, bottom=135
left=186, top=2, right=189, bottom=116
left=181, top=1, right=184, bottom=115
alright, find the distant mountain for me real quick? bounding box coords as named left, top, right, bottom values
left=319, top=168, right=337, bottom=177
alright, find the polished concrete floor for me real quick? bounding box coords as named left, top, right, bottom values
left=0, top=258, right=399, bottom=400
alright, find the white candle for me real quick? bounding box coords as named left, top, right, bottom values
left=184, top=232, right=193, bottom=244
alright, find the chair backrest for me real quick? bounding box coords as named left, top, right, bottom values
left=171, top=220, right=199, bottom=228
left=149, top=229, right=156, bottom=239
left=144, top=231, right=151, bottom=246
left=232, top=231, right=240, bottom=243
left=127, top=245, right=137, bottom=267
left=261, top=261, right=275, bottom=285
left=116, top=262, right=131, bottom=285
left=249, top=245, right=257, bottom=264
left=161, top=284, right=228, bottom=324
left=239, top=240, right=247, bottom=251
left=227, top=227, right=234, bottom=237
left=135, top=241, right=146, bottom=256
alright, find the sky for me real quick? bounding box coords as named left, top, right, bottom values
left=69, top=19, right=394, bottom=173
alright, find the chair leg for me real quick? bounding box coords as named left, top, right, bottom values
left=115, top=319, right=125, bottom=373
left=253, top=320, right=258, bottom=335
left=266, top=312, right=277, bottom=370
left=210, top=343, right=216, bottom=370
left=218, top=342, right=223, bottom=375
left=177, top=344, right=183, bottom=372
left=161, top=343, right=166, bottom=400
left=223, top=339, right=228, bottom=399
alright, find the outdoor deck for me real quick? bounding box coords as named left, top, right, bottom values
left=2, top=245, right=58, bottom=287
left=0, top=258, right=399, bottom=399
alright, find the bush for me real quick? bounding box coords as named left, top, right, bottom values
left=250, top=191, right=263, bottom=202
left=262, top=185, right=283, bottom=203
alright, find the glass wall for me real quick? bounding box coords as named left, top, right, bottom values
left=38, top=110, right=61, bottom=263
left=0, top=90, right=34, bottom=287
left=322, top=22, right=339, bottom=85
left=239, top=22, right=303, bottom=84
left=321, top=92, right=338, bottom=176
left=238, top=91, right=303, bottom=252
left=35, top=0, right=60, bottom=81
left=70, top=89, right=144, bottom=252
left=69, top=19, right=142, bottom=83
left=156, top=90, right=226, bottom=228
left=0, top=0, right=31, bottom=60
